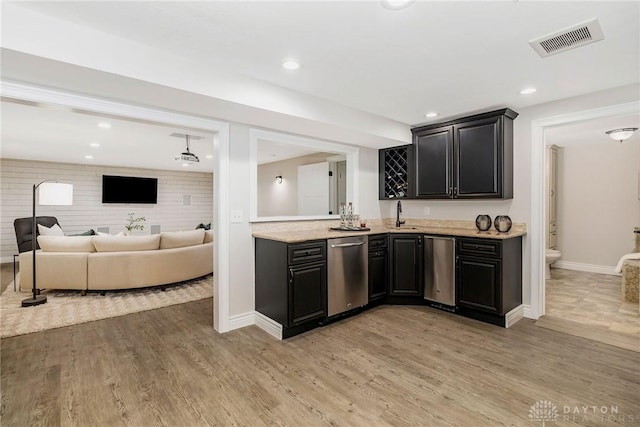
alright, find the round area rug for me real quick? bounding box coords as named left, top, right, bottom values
left=0, top=275, right=213, bottom=338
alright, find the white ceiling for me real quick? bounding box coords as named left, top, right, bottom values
left=12, top=1, right=639, bottom=125
left=1, top=100, right=215, bottom=172
left=545, top=113, right=640, bottom=147
left=1, top=1, right=639, bottom=171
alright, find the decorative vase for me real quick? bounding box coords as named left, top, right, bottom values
left=475, top=215, right=492, bottom=232
left=494, top=215, right=512, bottom=233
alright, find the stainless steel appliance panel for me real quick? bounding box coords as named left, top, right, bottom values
left=327, top=236, right=368, bottom=317
left=423, top=235, right=455, bottom=306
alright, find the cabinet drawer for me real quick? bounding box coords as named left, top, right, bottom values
left=369, top=234, right=388, bottom=251
left=457, top=239, right=501, bottom=258
left=288, top=241, right=326, bottom=265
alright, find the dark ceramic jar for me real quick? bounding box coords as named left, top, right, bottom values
left=475, top=215, right=492, bottom=232
left=494, top=215, right=512, bottom=233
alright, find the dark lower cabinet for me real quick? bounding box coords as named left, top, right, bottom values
left=455, top=237, right=522, bottom=326
left=457, top=256, right=501, bottom=313
left=289, top=262, right=326, bottom=326
left=389, top=234, right=423, bottom=298
left=255, top=238, right=326, bottom=338
left=368, top=234, right=388, bottom=302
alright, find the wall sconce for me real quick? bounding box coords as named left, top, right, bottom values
left=275, top=175, right=283, bottom=184
left=606, top=128, right=638, bottom=143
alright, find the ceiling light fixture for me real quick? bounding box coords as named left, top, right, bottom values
left=425, top=112, right=439, bottom=118
left=90, top=142, right=100, bottom=148
left=182, top=163, right=190, bottom=167
left=97, top=122, right=111, bottom=129
left=605, top=128, right=638, bottom=143
left=84, top=155, right=93, bottom=159
left=206, top=155, right=213, bottom=159
left=282, top=59, right=301, bottom=70
left=172, top=133, right=203, bottom=163
left=381, top=0, right=415, bottom=10
left=520, top=87, right=537, bottom=95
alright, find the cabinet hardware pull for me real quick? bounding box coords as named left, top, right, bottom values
left=331, top=242, right=365, bottom=248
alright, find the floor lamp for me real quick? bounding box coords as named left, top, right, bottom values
left=22, top=181, right=73, bottom=308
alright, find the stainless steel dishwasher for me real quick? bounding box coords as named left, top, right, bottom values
left=327, top=236, right=368, bottom=317
left=423, top=235, right=456, bottom=307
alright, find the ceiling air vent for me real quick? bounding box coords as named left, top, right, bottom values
left=529, top=18, right=604, bottom=58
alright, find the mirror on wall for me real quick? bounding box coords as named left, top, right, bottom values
left=250, top=129, right=358, bottom=222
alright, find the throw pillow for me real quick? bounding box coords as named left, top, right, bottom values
left=37, top=223, right=65, bottom=236
left=97, top=231, right=124, bottom=237
left=37, top=236, right=96, bottom=253
left=69, top=229, right=96, bottom=236
left=92, top=234, right=161, bottom=252
left=160, top=229, right=206, bottom=249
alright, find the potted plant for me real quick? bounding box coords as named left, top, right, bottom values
left=124, top=212, right=146, bottom=235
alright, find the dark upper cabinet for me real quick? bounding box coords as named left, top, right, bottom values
left=412, top=108, right=517, bottom=200
left=389, top=234, right=422, bottom=296
left=379, top=145, right=415, bottom=200
left=415, top=126, right=453, bottom=198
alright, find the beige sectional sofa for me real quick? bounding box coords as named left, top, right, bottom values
left=19, top=229, right=213, bottom=293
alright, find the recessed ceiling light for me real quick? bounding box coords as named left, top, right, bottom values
left=282, top=59, right=301, bottom=70
left=182, top=163, right=190, bottom=167
left=425, top=112, right=439, bottom=118
left=97, top=122, right=111, bottom=129
left=206, top=155, right=213, bottom=159
left=89, top=142, right=100, bottom=148
left=520, top=87, right=537, bottom=95
left=381, top=0, right=415, bottom=10
left=84, top=155, right=93, bottom=159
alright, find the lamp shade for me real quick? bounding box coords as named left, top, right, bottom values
left=38, top=182, right=73, bottom=205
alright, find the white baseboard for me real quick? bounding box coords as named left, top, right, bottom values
left=505, top=304, right=524, bottom=328
left=523, top=304, right=534, bottom=319
left=553, top=261, right=619, bottom=276
left=228, top=311, right=256, bottom=331
left=254, top=311, right=282, bottom=340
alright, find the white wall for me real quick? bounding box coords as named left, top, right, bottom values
left=557, top=142, right=640, bottom=267
left=1, top=159, right=213, bottom=260
left=228, top=124, right=256, bottom=318
left=257, top=153, right=333, bottom=217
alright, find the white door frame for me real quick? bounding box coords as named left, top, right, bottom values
left=0, top=80, right=232, bottom=333
left=529, top=100, right=640, bottom=319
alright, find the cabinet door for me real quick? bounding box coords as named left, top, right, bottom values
left=454, top=116, right=502, bottom=198
left=288, top=262, right=326, bottom=326
left=414, top=127, right=453, bottom=198
left=368, top=250, right=388, bottom=301
left=456, top=255, right=501, bottom=313
left=389, top=235, right=422, bottom=296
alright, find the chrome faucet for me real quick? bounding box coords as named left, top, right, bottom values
left=396, top=200, right=405, bottom=228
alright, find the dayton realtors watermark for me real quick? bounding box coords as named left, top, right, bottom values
left=529, top=400, right=638, bottom=424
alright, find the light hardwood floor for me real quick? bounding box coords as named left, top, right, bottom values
left=541, top=268, right=640, bottom=352
left=2, top=299, right=638, bottom=426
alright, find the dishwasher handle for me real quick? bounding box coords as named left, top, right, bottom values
left=330, top=242, right=366, bottom=248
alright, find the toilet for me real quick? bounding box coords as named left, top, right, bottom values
left=545, top=249, right=561, bottom=279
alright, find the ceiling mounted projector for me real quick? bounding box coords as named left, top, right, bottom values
left=171, top=133, right=203, bottom=163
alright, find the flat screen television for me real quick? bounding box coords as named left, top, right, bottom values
left=102, top=175, right=158, bottom=204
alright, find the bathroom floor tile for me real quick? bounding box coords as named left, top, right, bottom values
left=545, top=268, right=640, bottom=342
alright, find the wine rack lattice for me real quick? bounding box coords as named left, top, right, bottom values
left=383, top=147, right=409, bottom=198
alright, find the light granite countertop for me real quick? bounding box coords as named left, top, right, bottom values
left=252, top=220, right=526, bottom=243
